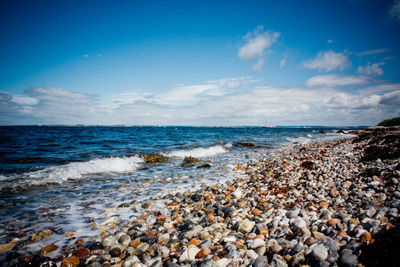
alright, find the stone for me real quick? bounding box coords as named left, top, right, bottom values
left=366, top=207, right=377, bottom=217
left=254, top=256, right=270, bottom=267
left=246, top=249, right=259, bottom=260
left=123, top=256, right=140, bottom=267
left=0, top=242, right=15, bottom=254
left=110, top=247, right=121, bottom=257
left=73, top=247, right=90, bottom=259
left=182, top=156, right=200, bottom=167
left=267, top=239, right=282, bottom=254
left=250, top=238, right=265, bottom=249
left=330, top=188, right=339, bottom=198
left=327, top=218, right=340, bottom=226
left=290, top=252, right=305, bottom=266
left=119, top=234, right=131, bottom=246
left=287, top=207, right=300, bottom=218
left=179, top=245, right=201, bottom=262
left=339, top=249, right=358, bottom=267
left=61, top=256, right=80, bottom=267
left=238, top=219, right=256, bottom=233
left=292, top=217, right=307, bottom=231
left=216, top=258, right=231, bottom=267
left=102, top=235, right=118, bottom=247
left=30, top=229, right=53, bottom=241
left=196, top=247, right=211, bottom=258
left=40, top=245, right=59, bottom=255
left=158, top=246, right=170, bottom=258
left=223, top=236, right=236, bottom=243
left=311, top=244, right=328, bottom=261
left=232, top=189, right=243, bottom=199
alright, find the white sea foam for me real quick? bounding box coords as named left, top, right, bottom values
left=163, top=143, right=231, bottom=158
left=286, top=131, right=356, bottom=145
left=0, top=155, right=144, bottom=188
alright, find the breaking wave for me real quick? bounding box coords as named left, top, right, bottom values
left=0, top=155, right=144, bottom=189
left=163, top=143, right=232, bottom=158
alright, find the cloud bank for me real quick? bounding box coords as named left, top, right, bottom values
left=1, top=78, right=399, bottom=126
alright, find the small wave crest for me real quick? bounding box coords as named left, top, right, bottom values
left=286, top=131, right=356, bottom=145
left=0, top=155, right=144, bottom=189
left=163, top=143, right=232, bottom=158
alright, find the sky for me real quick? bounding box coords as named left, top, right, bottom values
left=1, top=0, right=400, bottom=126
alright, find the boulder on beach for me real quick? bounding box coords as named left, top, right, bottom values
left=182, top=156, right=200, bottom=167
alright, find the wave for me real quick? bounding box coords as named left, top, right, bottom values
left=163, top=143, right=232, bottom=158
left=0, top=155, right=144, bottom=189
left=286, top=131, right=357, bottom=145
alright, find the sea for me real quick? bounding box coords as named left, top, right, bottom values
left=0, top=126, right=357, bottom=252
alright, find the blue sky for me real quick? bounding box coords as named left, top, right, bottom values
left=1, top=0, right=400, bottom=126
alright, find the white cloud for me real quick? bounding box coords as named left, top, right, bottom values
left=302, top=50, right=349, bottom=72
left=11, top=95, right=38, bottom=105
left=356, top=48, right=388, bottom=57
left=238, top=26, right=279, bottom=71
left=83, top=54, right=89, bottom=58
left=390, top=0, right=400, bottom=22
left=306, top=74, right=369, bottom=87
left=327, top=39, right=334, bottom=44
left=357, top=62, right=384, bottom=76
left=358, top=83, right=400, bottom=94
left=252, top=58, right=265, bottom=72
left=2, top=80, right=400, bottom=126
left=280, top=54, right=287, bottom=68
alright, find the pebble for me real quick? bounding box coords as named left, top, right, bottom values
left=311, top=244, right=328, bottom=261
left=253, top=256, right=269, bottom=267
left=179, top=246, right=201, bottom=262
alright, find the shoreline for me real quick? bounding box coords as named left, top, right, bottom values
left=1, top=128, right=399, bottom=266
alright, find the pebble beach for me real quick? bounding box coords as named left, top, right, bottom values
left=1, top=127, right=400, bottom=267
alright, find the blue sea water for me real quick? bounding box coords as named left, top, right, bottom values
left=0, top=126, right=355, bottom=248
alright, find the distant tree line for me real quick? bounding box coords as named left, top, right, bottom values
left=377, top=117, right=400, bottom=126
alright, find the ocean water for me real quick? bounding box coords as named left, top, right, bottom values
left=0, top=126, right=355, bottom=251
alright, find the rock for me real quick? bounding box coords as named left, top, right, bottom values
left=72, top=247, right=90, bottom=259
left=235, top=142, right=255, bottom=147
left=179, top=245, right=201, bottom=262
left=232, top=189, right=242, bottom=199
left=196, top=247, right=211, bottom=258
left=38, top=244, right=59, bottom=256
left=102, top=235, right=118, bottom=247
left=110, top=247, right=121, bottom=257
left=366, top=207, right=377, bottom=217
left=300, top=161, right=314, bottom=170
left=29, top=229, right=53, bottom=241
left=157, top=246, right=170, bottom=258
left=0, top=242, right=15, bottom=254
left=330, top=187, right=339, bottom=198
left=251, top=238, right=265, bottom=249
left=327, top=218, right=340, bottom=226
left=292, top=217, right=307, bottom=231
left=223, top=236, right=236, bottom=243
left=246, top=249, right=259, bottom=260
left=142, top=154, right=166, bottom=163
left=287, top=207, right=300, bottom=218
left=123, top=256, right=141, bottom=267
left=182, top=156, right=200, bottom=167
left=119, top=234, right=131, bottom=246
left=267, top=239, right=282, bottom=254
left=61, top=256, right=80, bottom=267
left=311, top=244, right=328, bottom=261
left=271, top=254, right=288, bottom=267
left=254, top=256, right=270, bottom=267
left=198, top=163, right=212, bottom=168
left=215, top=258, right=231, bottom=267
left=238, top=219, right=256, bottom=233
left=290, top=252, right=305, bottom=266
left=339, top=249, right=358, bottom=267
